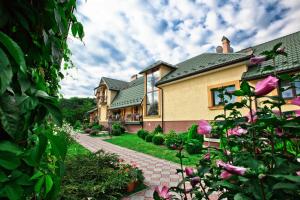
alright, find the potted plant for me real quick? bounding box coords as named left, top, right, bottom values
left=123, top=163, right=144, bottom=192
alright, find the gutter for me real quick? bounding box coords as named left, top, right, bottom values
left=157, top=85, right=164, bottom=133
left=156, top=55, right=252, bottom=86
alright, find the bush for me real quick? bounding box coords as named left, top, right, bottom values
left=112, top=123, right=125, bottom=136
left=178, top=132, right=188, bottom=143
left=89, top=130, right=98, bottom=136
left=153, top=124, right=163, bottom=134
left=61, top=150, right=144, bottom=200
left=152, top=133, right=165, bottom=145
left=92, top=124, right=103, bottom=131
left=185, top=139, right=202, bottom=154
left=165, top=130, right=181, bottom=149
left=73, top=120, right=82, bottom=130
left=187, top=124, right=204, bottom=143
left=145, top=134, right=154, bottom=142
left=137, top=129, right=149, bottom=139
left=84, top=128, right=92, bottom=134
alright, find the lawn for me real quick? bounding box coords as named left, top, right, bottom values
left=66, top=141, right=91, bottom=157
left=105, top=133, right=202, bottom=166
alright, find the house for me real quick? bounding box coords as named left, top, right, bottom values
left=94, top=31, right=300, bottom=135
left=87, top=107, right=98, bottom=124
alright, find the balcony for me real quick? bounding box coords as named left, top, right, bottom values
left=97, top=95, right=107, bottom=104
left=110, top=113, right=143, bottom=125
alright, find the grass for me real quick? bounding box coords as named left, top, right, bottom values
left=66, top=141, right=91, bottom=157
left=105, top=134, right=202, bottom=166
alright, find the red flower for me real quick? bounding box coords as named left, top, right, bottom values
left=291, top=97, right=300, bottom=106
left=250, top=56, right=267, bottom=64
left=255, top=76, right=279, bottom=96
left=155, top=186, right=171, bottom=200
left=185, top=167, right=194, bottom=177
left=197, top=120, right=212, bottom=135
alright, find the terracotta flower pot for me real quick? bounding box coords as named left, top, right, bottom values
left=127, top=181, right=137, bottom=193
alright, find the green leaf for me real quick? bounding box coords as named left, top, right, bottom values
left=0, top=31, right=26, bottom=73
left=234, top=193, right=250, bottom=200
left=34, top=176, right=45, bottom=193
left=30, top=171, right=43, bottom=180
left=273, top=42, right=282, bottom=51
left=240, top=81, right=251, bottom=95
left=45, top=175, right=53, bottom=194
left=0, top=48, right=12, bottom=94
left=0, top=152, right=21, bottom=170
left=271, top=175, right=300, bottom=183
left=0, top=171, right=8, bottom=183
left=33, top=134, right=48, bottom=163
left=0, top=140, right=23, bottom=155
left=233, top=90, right=244, bottom=96
left=3, top=184, right=22, bottom=200
left=77, top=22, right=84, bottom=39
left=273, top=182, right=297, bottom=190
left=47, top=132, right=68, bottom=160
left=71, top=22, right=78, bottom=37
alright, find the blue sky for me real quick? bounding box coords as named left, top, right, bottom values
left=61, top=0, right=300, bottom=97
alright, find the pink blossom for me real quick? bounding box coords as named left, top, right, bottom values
left=216, top=160, right=247, bottom=176
left=276, top=47, right=285, bottom=54
left=203, top=153, right=210, bottom=160
left=246, top=111, right=258, bottom=123
left=291, top=97, right=300, bottom=106
left=295, top=110, right=300, bottom=117
left=255, top=76, right=279, bottom=96
left=297, top=171, right=300, bottom=176
left=190, top=176, right=200, bottom=187
left=216, top=160, right=226, bottom=167
left=272, top=110, right=281, bottom=117
left=197, top=120, right=212, bottom=135
left=250, top=56, right=267, bottom=64
left=227, top=126, right=247, bottom=136
left=185, top=167, right=194, bottom=177
left=275, top=128, right=283, bottom=137
left=155, top=186, right=171, bottom=199
left=220, top=170, right=233, bottom=179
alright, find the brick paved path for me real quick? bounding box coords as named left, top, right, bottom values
left=74, top=133, right=182, bottom=200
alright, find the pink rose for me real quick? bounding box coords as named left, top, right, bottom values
left=197, top=120, right=212, bottom=135
left=190, top=176, right=200, bottom=188
left=227, top=126, right=247, bottom=136
left=155, top=186, right=171, bottom=199
left=185, top=167, right=194, bottom=177
left=255, top=76, right=279, bottom=96
left=246, top=110, right=258, bottom=123
left=220, top=170, right=233, bottom=179
left=275, top=128, right=283, bottom=137
left=250, top=56, right=267, bottom=64
left=203, top=153, right=210, bottom=160
left=291, top=97, right=300, bottom=106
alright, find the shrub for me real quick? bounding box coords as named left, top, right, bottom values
left=73, top=120, right=82, bottom=130
left=165, top=130, right=181, bottom=149
left=89, top=130, right=98, bottom=136
left=185, top=139, right=202, bottom=154
left=137, top=129, right=149, bottom=139
left=187, top=124, right=204, bottom=143
left=92, top=124, right=103, bottom=131
left=178, top=132, right=188, bottom=143
left=61, top=150, right=144, bottom=200
left=153, top=124, right=163, bottom=134
left=152, top=133, right=165, bottom=145
left=145, top=134, right=154, bottom=142
left=112, top=123, right=125, bottom=136
left=84, top=128, right=92, bottom=134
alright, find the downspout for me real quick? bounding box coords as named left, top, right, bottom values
left=158, top=86, right=164, bottom=133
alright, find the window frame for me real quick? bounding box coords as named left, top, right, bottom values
left=207, top=80, right=240, bottom=110
left=145, top=69, right=160, bottom=117
left=280, top=79, right=300, bottom=100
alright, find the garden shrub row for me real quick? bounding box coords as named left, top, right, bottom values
left=137, top=124, right=204, bottom=154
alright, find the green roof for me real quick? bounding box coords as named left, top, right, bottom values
left=157, top=53, right=250, bottom=85
left=110, top=77, right=144, bottom=109
left=139, top=60, right=176, bottom=74
left=241, top=31, right=300, bottom=80
left=101, top=77, right=128, bottom=90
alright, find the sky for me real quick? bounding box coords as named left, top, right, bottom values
left=60, top=0, right=300, bottom=98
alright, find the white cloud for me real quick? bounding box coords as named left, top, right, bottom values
left=60, top=0, right=300, bottom=98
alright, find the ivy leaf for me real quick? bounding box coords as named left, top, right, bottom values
left=0, top=31, right=26, bottom=73
left=0, top=141, right=23, bottom=155
left=45, top=175, right=53, bottom=194
left=0, top=48, right=12, bottom=94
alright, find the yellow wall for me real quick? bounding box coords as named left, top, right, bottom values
left=107, top=90, right=117, bottom=105
left=99, top=105, right=107, bottom=122
left=161, top=64, right=248, bottom=121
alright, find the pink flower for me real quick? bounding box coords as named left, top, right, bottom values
left=296, top=171, right=300, bottom=176
left=255, top=76, right=279, bottom=96
left=275, top=128, right=283, bottom=137
left=276, top=47, right=285, bottom=54
left=291, top=97, right=300, bottom=106
left=246, top=111, right=258, bottom=123
left=272, top=110, right=281, bottom=117
left=250, top=56, right=267, bottom=64
left=155, top=186, right=171, bottom=199
left=227, top=126, right=247, bottom=136
left=190, top=176, right=200, bottom=187
left=216, top=160, right=247, bottom=176
left=185, top=167, right=194, bottom=177
left=203, top=153, right=210, bottom=160
left=220, top=170, right=233, bottom=179
left=197, top=120, right=212, bottom=135
left=295, top=110, right=300, bottom=117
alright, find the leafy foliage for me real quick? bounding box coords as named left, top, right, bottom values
left=111, top=122, right=125, bottom=136
left=152, top=133, right=165, bottom=145
left=145, top=134, right=154, bottom=142
left=0, top=0, right=84, bottom=199
left=137, top=129, right=149, bottom=139
left=185, top=139, right=202, bottom=154
left=153, top=124, right=163, bottom=134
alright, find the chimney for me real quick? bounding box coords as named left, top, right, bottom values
left=130, top=74, right=138, bottom=81
left=221, top=36, right=232, bottom=53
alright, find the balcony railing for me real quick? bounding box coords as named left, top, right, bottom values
left=110, top=114, right=143, bottom=125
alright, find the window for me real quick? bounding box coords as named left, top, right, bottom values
left=281, top=80, right=300, bottom=99
left=211, top=85, right=236, bottom=106
left=146, top=70, right=160, bottom=116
